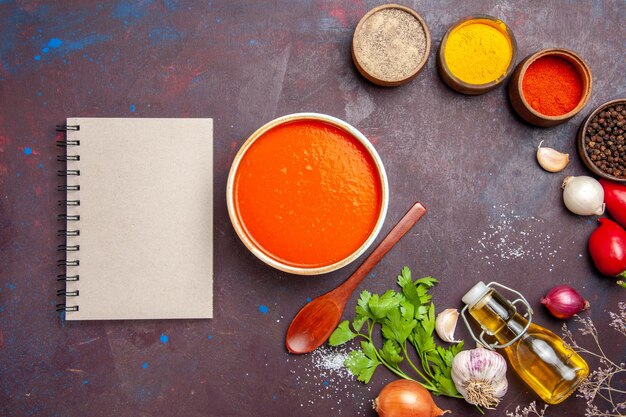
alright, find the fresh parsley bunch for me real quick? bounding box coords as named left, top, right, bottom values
left=329, top=266, right=464, bottom=398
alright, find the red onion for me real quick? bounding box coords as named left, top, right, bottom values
left=541, top=285, right=590, bottom=319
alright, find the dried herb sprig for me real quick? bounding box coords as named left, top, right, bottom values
left=561, top=301, right=626, bottom=417
left=505, top=401, right=548, bottom=417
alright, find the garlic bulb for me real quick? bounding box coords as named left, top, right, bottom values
left=451, top=348, right=508, bottom=409
left=562, top=176, right=605, bottom=216
left=435, top=309, right=460, bottom=343
left=536, top=141, right=569, bottom=173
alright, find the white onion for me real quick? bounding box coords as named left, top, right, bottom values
left=562, top=176, right=605, bottom=216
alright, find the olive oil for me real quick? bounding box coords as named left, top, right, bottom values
left=462, top=282, right=589, bottom=405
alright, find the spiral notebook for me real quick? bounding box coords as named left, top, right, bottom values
left=57, top=118, right=214, bottom=320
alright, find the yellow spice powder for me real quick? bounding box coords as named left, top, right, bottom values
left=443, top=20, right=512, bottom=85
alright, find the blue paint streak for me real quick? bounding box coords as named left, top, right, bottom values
left=23, top=148, right=32, bottom=155
left=8, top=284, right=16, bottom=290
left=129, top=104, right=136, bottom=112
left=112, top=0, right=154, bottom=19
left=248, top=39, right=257, bottom=46
left=306, top=297, right=312, bottom=302
left=63, top=34, right=112, bottom=52
left=148, top=27, right=181, bottom=43
left=83, top=379, right=89, bottom=385
left=141, top=362, right=148, bottom=369
left=207, top=335, right=213, bottom=340
left=159, top=334, right=168, bottom=344
left=215, top=16, right=221, bottom=23
left=42, top=47, right=49, bottom=53
left=259, top=304, right=269, bottom=314
left=47, top=38, right=62, bottom=48
left=34, top=55, right=41, bottom=61
left=323, top=380, right=329, bottom=386
left=163, top=0, right=180, bottom=11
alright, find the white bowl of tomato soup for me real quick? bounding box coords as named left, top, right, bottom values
left=227, top=113, right=389, bottom=275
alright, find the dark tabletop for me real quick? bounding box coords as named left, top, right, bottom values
left=1, top=1, right=624, bottom=416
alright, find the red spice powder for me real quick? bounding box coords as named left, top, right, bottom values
left=522, top=56, right=583, bottom=116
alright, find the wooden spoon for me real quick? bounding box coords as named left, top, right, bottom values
left=285, top=202, right=427, bottom=354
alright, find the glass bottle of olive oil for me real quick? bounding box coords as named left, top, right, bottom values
left=461, top=282, right=589, bottom=405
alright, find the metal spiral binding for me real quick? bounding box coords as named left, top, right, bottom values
left=57, top=274, right=79, bottom=282
left=58, top=185, right=80, bottom=191
left=57, top=214, right=80, bottom=221
left=56, top=125, right=80, bottom=131
left=57, top=169, right=80, bottom=176
left=57, top=155, right=80, bottom=162
left=57, top=230, right=80, bottom=236
left=58, top=200, right=80, bottom=207
left=57, top=124, right=80, bottom=314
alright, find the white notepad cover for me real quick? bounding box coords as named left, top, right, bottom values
left=63, top=118, right=213, bottom=320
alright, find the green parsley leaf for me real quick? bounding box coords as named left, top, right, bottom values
left=379, top=339, right=403, bottom=367
left=344, top=343, right=380, bottom=383
left=328, top=320, right=356, bottom=346
left=351, top=315, right=369, bottom=333
left=361, top=340, right=378, bottom=361
left=382, top=308, right=417, bottom=344
left=415, top=276, right=438, bottom=287
left=356, top=290, right=374, bottom=320
left=397, top=267, right=421, bottom=306
left=344, top=351, right=378, bottom=384
left=368, top=290, right=399, bottom=320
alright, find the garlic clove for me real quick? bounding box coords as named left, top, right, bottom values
left=435, top=308, right=460, bottom=343
left=537, top=141, right=569, bottom=173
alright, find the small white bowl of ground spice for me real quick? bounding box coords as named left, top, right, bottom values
left=352, top=4, right=431, bottom=87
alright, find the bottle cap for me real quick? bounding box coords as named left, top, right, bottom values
left=462, top=281, right=489, bottom=306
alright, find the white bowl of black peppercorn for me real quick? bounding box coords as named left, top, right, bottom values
left=578, top=98, right=626, bottom=183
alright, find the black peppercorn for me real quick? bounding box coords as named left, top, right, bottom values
left=584, top=103, right=626, bottom=179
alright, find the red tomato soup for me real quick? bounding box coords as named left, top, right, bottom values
left=234, top=119, right=383, bottom=268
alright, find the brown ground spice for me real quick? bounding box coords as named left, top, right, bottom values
left=354, top=8, right=427, bottom=82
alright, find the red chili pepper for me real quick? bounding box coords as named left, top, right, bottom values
left=589, top=218, right=626, bottom=287
left=600, top=179, right=626, bottom=228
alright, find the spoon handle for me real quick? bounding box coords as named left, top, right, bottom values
left=333, top=202, right=427, bottom=299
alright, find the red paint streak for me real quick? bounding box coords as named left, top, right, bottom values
left=319, top=0, right=365, bottom=27
left=34, top=185, right=43, bottom=197
left=0, top=163, right=7, bottom=185
left=0, top=134, right=9, bottom=152
left=327, top=5, right=349, bottom=27
left=34, top=219, right=42, bottom=227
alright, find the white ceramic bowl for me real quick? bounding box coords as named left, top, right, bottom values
left=226, top=113, right=389, bottom=275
